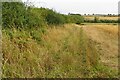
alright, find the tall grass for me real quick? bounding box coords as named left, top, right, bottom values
left=2, top=2, right=118, bottom=78
left=2, top=24, right=117, bottom=78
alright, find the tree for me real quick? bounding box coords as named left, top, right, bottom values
left=94, top=17, right=99, bottom=23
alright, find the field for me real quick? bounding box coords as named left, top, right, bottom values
left=81, top=24, right=118, bottom=70
left=84, top=16, right=118, bottom=21
left=2, top=2, right=119, bottom=78
left=2, top=23, right=118, bottom=78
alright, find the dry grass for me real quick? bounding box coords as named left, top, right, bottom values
left=83, top=24, right=118, bottom=35
left=2, top=24, right=118, bottom=78
left=94, top=25, right=118, bottom=36
left=80, top=24, right=118, bottom=72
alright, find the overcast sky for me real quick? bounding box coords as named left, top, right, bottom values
left=22, top=0, right=119, bottom=14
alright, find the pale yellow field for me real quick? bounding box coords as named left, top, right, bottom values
left=84, top=16, right=118, bottom=20
left=80, top=24, right=118, bottom=71
left=83, top=24, right=118, bottom=35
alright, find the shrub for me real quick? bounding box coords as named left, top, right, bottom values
left=2, top=2, right=26, bottom=28
left=2, top=2, right=84, bottom=28
left=2, top=2, right=44, bottom=29
left=45, top=10, right=65, bottom=25
left=67, top=14, right=84, bottom=24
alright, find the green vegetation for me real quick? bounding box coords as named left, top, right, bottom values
left=65, top=14, right=84, bottom=24
left=2, top=2, right=118, bottom=78
left=2, top=2, right=84, bottom=28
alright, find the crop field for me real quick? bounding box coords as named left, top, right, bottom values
left=81, top=24, right=118, bottom=70
left=84, top=16, right=118, bottom=21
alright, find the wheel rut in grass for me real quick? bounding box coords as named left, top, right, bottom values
left=74, top=24, right=118, bottom=70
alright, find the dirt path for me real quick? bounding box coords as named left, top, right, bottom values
left=74, top=24, right=118, bottom=70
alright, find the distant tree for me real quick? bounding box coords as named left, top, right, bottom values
left=94, top=17, right=99, bottom=23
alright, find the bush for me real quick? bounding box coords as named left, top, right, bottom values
left=2, top=2, right=84, bottom=29
left=2, top=2, right=26, bottom=28
left=45, top=10, right=65, bottom=25
left=2, top=2, right=44, bottom=29
left=64, top=14, right=84, bottom=24
left=25, top=8, right=44, bottom=28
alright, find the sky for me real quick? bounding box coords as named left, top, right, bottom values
left=22, top=0, right=119, bottom=15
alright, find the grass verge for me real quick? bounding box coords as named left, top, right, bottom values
left=2, top=24, right=118, bottom=78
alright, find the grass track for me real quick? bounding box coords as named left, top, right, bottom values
left=2, top=24, right=118, bottom=78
